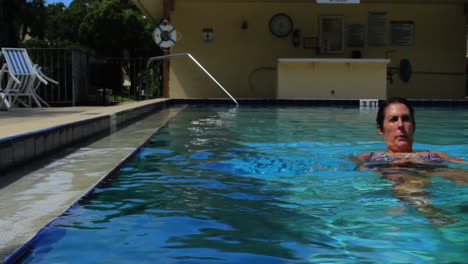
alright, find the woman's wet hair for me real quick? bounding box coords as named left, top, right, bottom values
left=376, top=97, right=415, bottom=131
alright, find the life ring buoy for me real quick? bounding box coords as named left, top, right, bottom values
left=153, top=20, right=177, bottom=49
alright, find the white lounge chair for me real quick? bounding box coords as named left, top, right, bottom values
left=0, top=59, right=11, bottom=110
left=32, top=65, right=59, bottom=107
left=0, top=48, right=56, bottom=109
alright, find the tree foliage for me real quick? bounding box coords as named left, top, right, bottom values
left=0, top=0, right=47, bottom=47
left=3, top=0, right=162, bottom=101
left=21, top=0, right=47, bottom=40
left=16, top=0, right=159, bottom=57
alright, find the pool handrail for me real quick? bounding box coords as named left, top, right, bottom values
left=147, top=53, right=239, bottom=107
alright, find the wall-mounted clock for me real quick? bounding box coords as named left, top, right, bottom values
left=269, top=13, right=293, bottom=38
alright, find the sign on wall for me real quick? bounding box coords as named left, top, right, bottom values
left=390, top=21, right=415, bottom=46
left=367, top=11, right=388, bottom=47
left=316, top=0, right=360, bottom=3
left=347, top=24, right=365, bottom=48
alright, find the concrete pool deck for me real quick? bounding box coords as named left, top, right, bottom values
left=0, top=99, right=184, bottom=262
left=0, top=99, right=168, bottom=139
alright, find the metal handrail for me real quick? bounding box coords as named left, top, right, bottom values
left=147, top=53, right=239, bottom=107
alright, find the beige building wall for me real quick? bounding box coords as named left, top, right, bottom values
left=277, top=59, right=388, bottom=99
left=166, top=1, right=466, bottom=99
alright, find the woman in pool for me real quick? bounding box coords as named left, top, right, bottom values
left=353, top=97, right=467, bottom=169
left=352, top=97, right=467, bottom=224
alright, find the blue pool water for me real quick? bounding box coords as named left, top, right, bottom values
left=19, top=106, right=467, bottom=263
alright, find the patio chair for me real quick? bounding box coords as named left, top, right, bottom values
left=0, top=48, right=49, bottom=109
left=32, top=65, right=59, bottom=107
left=0, top=54, right=12, bottom=110
left=0, top=63, right=11, bottom=110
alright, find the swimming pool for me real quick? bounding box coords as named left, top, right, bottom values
left=15, top=106, right=468, bottom=263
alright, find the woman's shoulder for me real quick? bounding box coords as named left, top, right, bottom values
left=350, top=152, right=374, bottom=164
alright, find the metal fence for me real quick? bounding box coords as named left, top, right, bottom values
left=27, top=48, right=73, bottom=105
left=26, top=48, right=163, bottom=106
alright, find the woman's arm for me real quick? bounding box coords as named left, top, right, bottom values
left=431, top=150, right=468, bottom=164
left=349, top=152, right=372, bottom=170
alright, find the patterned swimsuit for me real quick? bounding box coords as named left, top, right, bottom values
left=369, top=152, right=443, bottom=162
left=365, top=152, right=446, bottom=171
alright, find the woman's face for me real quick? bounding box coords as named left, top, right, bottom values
left=378, top=103, right=415, bottom=153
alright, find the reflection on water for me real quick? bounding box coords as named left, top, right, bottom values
left=21, top=107, right=468, bottom=264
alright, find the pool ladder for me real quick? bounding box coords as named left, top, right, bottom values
left=147, top=53, right=239, bottom=107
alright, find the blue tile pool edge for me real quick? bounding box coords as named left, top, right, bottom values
left=170, top=98, right=468, bottom=107
left=0, top=99, right=173, bottom=173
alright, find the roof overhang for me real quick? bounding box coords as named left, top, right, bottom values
left=131, top=0, right=163, bottom=22
left=131, top=0, right=468, bottom=22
